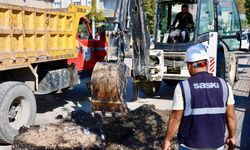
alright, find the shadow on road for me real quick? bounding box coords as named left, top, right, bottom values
left=36, top=76, right=177, bottom=114
left=235, top=51, right=250, bottom=55
left=238, top=64, right=250, bottom=68
left=124, top=77, right=177, bottom=102
left=128, top=80, right=177, bottom=101
left=139, top=81, right=177, bottom=100
left=240, top=107, right=250, bottom=150
left=235, top=94, right=250, bottom=150
left=36, top=84, right=91, bottom=113
left=36, top=94, right=68, bottom=113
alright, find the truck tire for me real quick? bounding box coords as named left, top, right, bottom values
left=216, top=49, right=236, bottom=86
left=132, top=79, right=139, bottom=100
left=235, top=57, right=239, bottom=81
left=0, top=82, right=36, bottom=144
left=138, top=81, right=161, bottom=95
left=227, top=53, right=237, bottom=86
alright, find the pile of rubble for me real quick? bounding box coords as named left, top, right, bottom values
left=12, top=105, right=178, bottom=150
left=12, top=123, right=104, bottom=149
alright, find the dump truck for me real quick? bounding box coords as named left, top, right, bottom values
left=90, top=0, right=241, bottom=111
left=0, top=3, right=107, bottom=144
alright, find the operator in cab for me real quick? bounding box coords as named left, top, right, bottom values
left=163, top=44, right=236, bottom=150
left=169, top=4, right=194, bottom=43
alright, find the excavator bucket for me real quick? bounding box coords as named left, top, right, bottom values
left=91, top=62, right=130, bottom=114
left=90, top=0, right=149, bottom=115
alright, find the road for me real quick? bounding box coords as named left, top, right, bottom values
left=232, top=51, right=250, bottom=149
left=0, top=51, right=249, bottom=150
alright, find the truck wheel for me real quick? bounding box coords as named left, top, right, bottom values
left=132, top=79, right=138, bottom=100
left=216, top=49, right=236, bottom=86
left=138, top=81, right=161, bottom=95
left=227, top=53, right=237, bottom=86
left=0, top=82, right=36, bottom=144
left=235, top=57, right=239, bottom=81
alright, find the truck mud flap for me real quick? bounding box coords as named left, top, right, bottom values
left=36, top=67, right=79, bottom=94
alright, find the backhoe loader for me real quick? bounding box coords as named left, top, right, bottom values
left=90, top=0, right=241, bottom=113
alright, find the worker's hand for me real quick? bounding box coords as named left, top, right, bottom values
left=186, top=24, right=193, bottom=29
left=162, top=140, right=171, bottom=150
left=225, top=136, right=236, bottom=150
left=170, top=25, right=175, bottom=30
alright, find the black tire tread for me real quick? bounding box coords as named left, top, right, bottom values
left=0, top=82, right=20, bottom=143
left=0, top=82, right=36, bottom=144
left=217, top=43, right=236, bottom=86
left=139, top=81, right=161, bottom=95
left=225, top=52, right=236, bottom=86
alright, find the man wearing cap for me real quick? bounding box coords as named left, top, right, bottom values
left=162, top=44, right=236, bottom=150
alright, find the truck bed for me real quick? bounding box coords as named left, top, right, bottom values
left=0, top=3, right=77, bottom=71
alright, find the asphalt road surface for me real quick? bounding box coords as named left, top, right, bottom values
left=0, top=51, right=249, bottom=150
left=232, top=51, right=250, bottom=149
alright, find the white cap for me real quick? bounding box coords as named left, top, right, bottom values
left=185, top=44, right=209, bottom=62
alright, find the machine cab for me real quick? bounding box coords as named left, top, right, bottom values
left=68, top=17, right=107, bottom=73
left=154, top=0, right=241, bottom=51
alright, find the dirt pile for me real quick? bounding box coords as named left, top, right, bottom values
left=12, top=123, right=104, bottom=150
left=104, top=104, right=178, bottom=150
left=12, top=104, right=178, bottom=150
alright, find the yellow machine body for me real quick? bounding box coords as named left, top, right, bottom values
left=0, top=3, right=91, bottom=71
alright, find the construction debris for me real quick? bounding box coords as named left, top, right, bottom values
left=104, top=105, right=178, bottom=150
left=12, top=105, right=178, bottom=150
left=12, top=123, right=104, bottom=150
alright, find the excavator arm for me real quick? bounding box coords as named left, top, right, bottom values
left=90, top=0, right=149, bottom=114
left=107, top=0, right=150, bottom=78
left=129, top=0, right=150, bottom=80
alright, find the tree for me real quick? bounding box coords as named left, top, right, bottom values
left=144, top=0, right=157, bottom=34
left=245, top=0, right=250, bottom=24
left=236, top=0, right=246, bottom=14
left=87, top=0, right=106, bottom=24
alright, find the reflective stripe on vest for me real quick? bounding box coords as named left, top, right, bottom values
left=182, top=79, right=228, bottom=116
left=218, top=78, right=228, bottom=105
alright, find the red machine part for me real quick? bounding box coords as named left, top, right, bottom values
left=68, top=17, right=107, bottom=72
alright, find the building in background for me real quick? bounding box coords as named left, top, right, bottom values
left=53, top=0, right=92, bottom=8
left=52, top=0, right=116, bottom=21
left=0, top=0, right=52, bottom=8
left=96, top=0, right=116, bottom=21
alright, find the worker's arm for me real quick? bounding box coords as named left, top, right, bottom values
left=226, top=104, right=236, bottom=150
left=171, top=13, right=179, bottom=28
left=225, top=83, right=236, bottom=150
left=163, top=110, right=183, bottom=150
left=163, top=83, right=184, bottom=150
left=186, top=14, right=194, bottom=29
